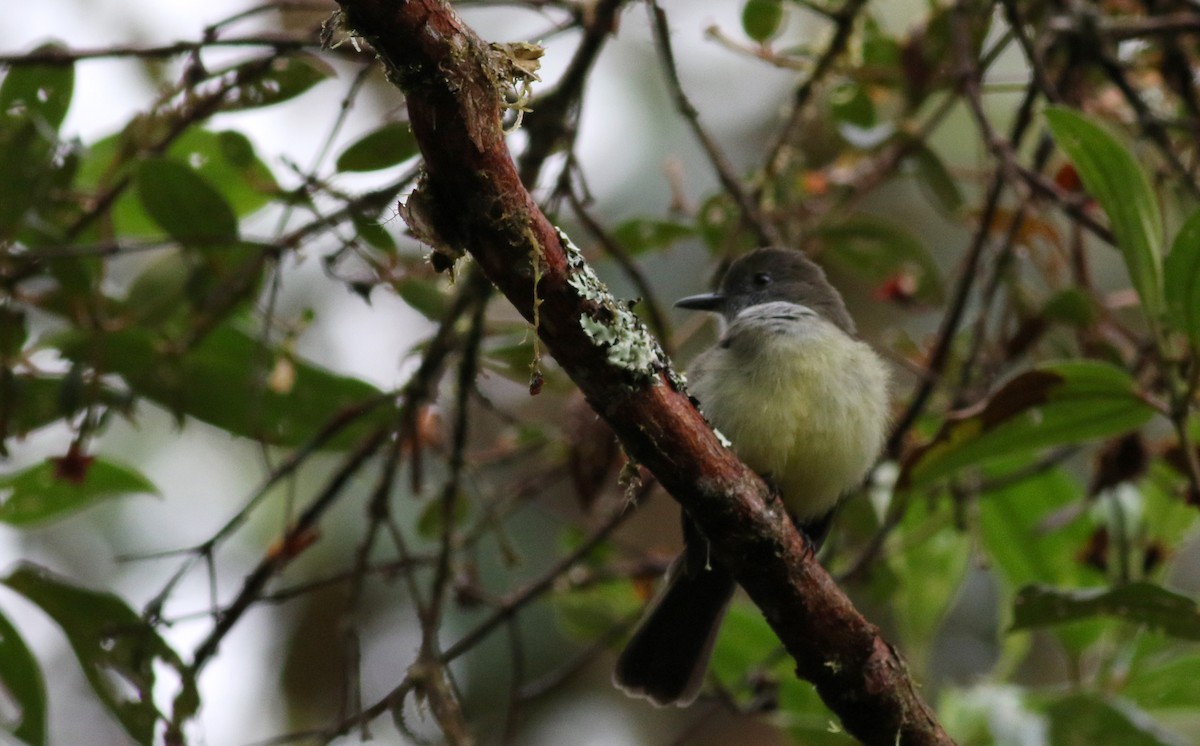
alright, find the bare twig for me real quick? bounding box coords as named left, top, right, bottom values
left=646, top=0, right=782, bottom=248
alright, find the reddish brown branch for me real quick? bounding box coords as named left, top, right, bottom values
left=333, top=1, right=952, bottom=743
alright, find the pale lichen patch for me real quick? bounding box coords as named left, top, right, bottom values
left=558, top=228, right=666, bottom=382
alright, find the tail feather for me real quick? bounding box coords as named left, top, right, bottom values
left=612, top=549, right=736, bottom=707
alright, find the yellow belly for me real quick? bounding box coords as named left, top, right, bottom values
left=686, top=309, right=889, bottom=521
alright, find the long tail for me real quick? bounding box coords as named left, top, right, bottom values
left=612, top=546, right=736, bottom=707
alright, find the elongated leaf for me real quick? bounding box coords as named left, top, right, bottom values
left=0, top=608, right=46, bottom=746
left=415, top=492, right=470, bottom=539
left=135, top=157, right=239, bottom=245
left=52, top=324, right=389, bottom=449
left=904, top=361, right=1157, bottom=488
left=1013, top=583, right=1200, bottom=640
left=885, top=500, right=969, bottom=673
left=0, top=458, right=158, bottom=526
left=906, top=140, right=965, bottom=215
left=396, top=277, right=448, bottom=320
left=185, top=129, right=279, bottom=216
left=710, top=600, right=786, bottom=690
left=978, top=466, right=1093, bottom=592
left=0, top=373, right=129, bottom=438
left=0, top=120, right=44, bottom=238
left=1164, top=207, right=1200, bottom=350
left=218, top=54, right=334, bottom=112
left=336, top=122, right=418, bottom=172
left=0, top=47, right=74, bottom=239
left=2, top=563, right=197, bottom=746
left=1045, top=108, right=1166, bottom=326
left=708, top=602, right=856, bottom=745
left=351, top=210, right=397, bottom=252
left=1122, top=653, right=1200, bottom=710
left=77, top=127, right=276, bottom=241
left=0, top=42, right=74, bottom=132
left=122, top=249, right=192, bottom=326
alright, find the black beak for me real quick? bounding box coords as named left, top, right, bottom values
left=674, top=292, right=725, bottom=311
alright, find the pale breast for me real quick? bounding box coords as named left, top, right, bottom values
left=687, top=305, right=890, bottom=521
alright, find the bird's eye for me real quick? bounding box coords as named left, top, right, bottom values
left=752, top=272, right=771, bottom=286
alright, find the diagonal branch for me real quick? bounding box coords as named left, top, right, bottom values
left=332, top=1, right=953, bottom=743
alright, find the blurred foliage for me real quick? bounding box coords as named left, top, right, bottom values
left=1, top=0, right=1199, bottom=745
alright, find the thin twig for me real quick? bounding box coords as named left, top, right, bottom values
left=646, top=0, right=783, bottom=248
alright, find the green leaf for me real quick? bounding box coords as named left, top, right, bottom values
left=742, top=0, right=784, bottom=43
left=814, top=214, right=945, bottom=304
left=1043, top=692, right=1181, bottom=746
left=1043, top=287, right=1098, bottom=327
left=0, top=458, right=158, bottom=526
left=1044, top=107, right=1166, bottom=328
left=135, top=157, right=239, bottom=245
left=0, top=608, right=46, bottom=746
left=884, top=500, right=969, bottom=674
left=52, top=324, right=389, bottom=449
left=0, top=373, right=129, bottom=439
left=0, top=305, right=27, bottom=360
left=904, top=361, right=1157, bottom=488
left=1012, top=583, right=1200, bottom=640
left=1164, top=207, right=1200, bottom=350
left=697, top=193, right=755, bottom=254
left=905, top=141, right=965, bottom=215
left=396, top=277, right=448, bottom=320
left=610, top=218, right=695, bottom=256
left=553, top=581, right=640, bottom=640
left=829, top=81, right=876, bottom=130
left=978, top=466, right=1093, bottom=592
left=0, top=45, right=74, bottom=240
left=1123, top=652, right=1200, bottom=710
left=2, top=563, right=197, bottom=746
left=76, top=127, right=276, bottom=241
left=1140, top=462, right=1200, bottom=549
left=122, top=250, right=192, bottom=326
left=710, top=601, right=793, bottom=704
left=184, top=129, right=278, bottom=217
left=218, top=53, right=334, bottom=112
left=336, top=122, right=419, bottom=172
left=415, top=493, right=470, bottom=539
left=709, top=603, right=856, bottom=744
left=70, top=131, right=149, bottom=236
left=0, top=42, right=75, bottom=132
left=861, top=15, right=900, bottom=70
left=976, top=464, right=1112, bottom=659
left=351, top=210, right=397, bottom=252
left=0, top=120, right=46, bottom=239
left=778, top=679, right=859, bottom=745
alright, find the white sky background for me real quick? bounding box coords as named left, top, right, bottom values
left=1, top=1, right=819, bottom=744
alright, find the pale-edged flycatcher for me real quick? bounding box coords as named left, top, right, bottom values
left=613, top=247, right=891, bottom=706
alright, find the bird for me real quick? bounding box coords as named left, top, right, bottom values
left=613, top=247, right=891, bottom=706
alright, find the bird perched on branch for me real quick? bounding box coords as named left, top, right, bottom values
left=614, top=247, right=891, bottom=706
